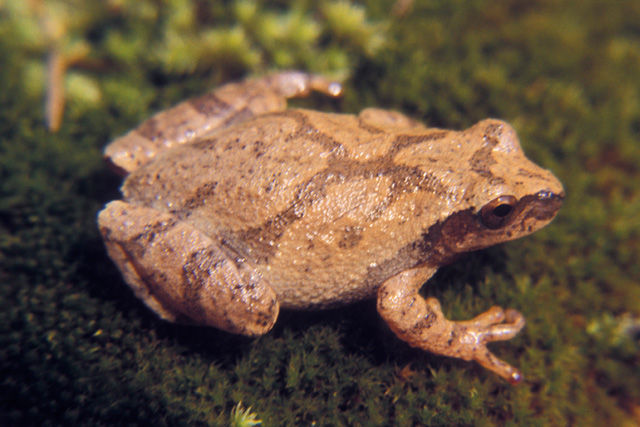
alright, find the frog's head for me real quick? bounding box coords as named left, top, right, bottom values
left=437, top=119, right=564, bottom=254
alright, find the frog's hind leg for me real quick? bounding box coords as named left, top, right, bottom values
left=97, top=200, right=279, bottom=336
left=104, top=71, right=343, bottom=175
left=377, top=267, right=526, bottom=384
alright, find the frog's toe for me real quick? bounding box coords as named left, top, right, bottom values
left=489, top=308, right=526, bottom=341
left=452, top=308, right=526, bottom=383
left=463, top=307, right=525, bottom=341
left=472, top=346, right=524, bottom=385
left=267, top=71, right=343, bottom=98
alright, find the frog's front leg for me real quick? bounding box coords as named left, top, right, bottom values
left=98, top=201, right=279, bottom=336
left=377, top=267, right=526, bottom=383
left=105, top=71, right=343, bottom=175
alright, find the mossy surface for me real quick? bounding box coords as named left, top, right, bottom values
left=1, top=0, right=639, bottom=424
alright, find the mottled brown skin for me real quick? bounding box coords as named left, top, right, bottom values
left=98, top=71, right=564, bottom=383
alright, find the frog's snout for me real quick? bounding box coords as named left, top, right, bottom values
left=536, top=189, right=565, bottom=213
left=536, top=189, right=565, bottom=203
left=524, top=189, right=564, bottom=226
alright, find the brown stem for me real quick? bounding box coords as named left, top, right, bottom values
left=45, top=48, right=66, bottom=132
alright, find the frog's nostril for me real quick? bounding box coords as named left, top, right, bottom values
left=536, top=190, right=565, bottom=202
left=536, top=190, right=554, bottom=200
left=536, top=190, right=564, bottom=205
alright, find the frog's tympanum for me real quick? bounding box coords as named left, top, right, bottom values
left=98, top=71, right=564, bottom=383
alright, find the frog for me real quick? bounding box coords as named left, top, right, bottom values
left=98, top=71, right=564, bottom=383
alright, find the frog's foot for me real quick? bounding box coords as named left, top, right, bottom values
left=377, top=267, right=526, bottom=384
left=98, top=200, right=279, bottom=336
left=104, top=71, right=342, bottom=175
left=264, top=71, right=343, bottom=99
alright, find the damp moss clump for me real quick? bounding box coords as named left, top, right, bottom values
left=1, top=0, right=639, bottom=425
left=0, top=0, right=385, bottom=132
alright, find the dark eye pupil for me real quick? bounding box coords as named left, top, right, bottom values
left=480, top=195, right=517, bottom=229
left=492, top=204, right=512, bottom=217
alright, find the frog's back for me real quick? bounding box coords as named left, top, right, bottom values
left=122, top=108, right=451, bottom=308
left=126, top=109, right=362, bottom=224
left=123, top=108, right=420, bottom=230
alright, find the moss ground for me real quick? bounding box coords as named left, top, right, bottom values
left=1, top=0, right=639, bottom=425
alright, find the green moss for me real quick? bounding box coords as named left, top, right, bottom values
left=1, top=0, right=639, bottom=424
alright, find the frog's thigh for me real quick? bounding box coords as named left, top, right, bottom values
left=98, top=201, right=279, bottom=336
left=377, top=266, right=526, bottom=384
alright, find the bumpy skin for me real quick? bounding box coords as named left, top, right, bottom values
left=98, top=71, right=564, bottom=383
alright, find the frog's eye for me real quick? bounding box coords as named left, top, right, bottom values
left=480, top=195, right=517, bottom=229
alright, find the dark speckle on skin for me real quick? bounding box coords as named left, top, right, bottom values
left=483, top=122, right=503, bottom=145
left=183, top=181, right=219, bottom=210
left=132, top=218, right=178, bottom=247
left=338, top=225, right=364, bottom=249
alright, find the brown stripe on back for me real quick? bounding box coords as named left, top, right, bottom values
left=189, top=92, right=234, bottom=117
left=363, top=208, right=476, bottom=290
left=224, top=145, right=450, bottom=264
left=173, top=109, right=457, bottom=266
left=356, top=116, right=386, bottom=134
left=276, top=109, right=348, bottom=154
left=389, top=131, right=449, bottom=156
left=172, top=110, right=347, bottom=216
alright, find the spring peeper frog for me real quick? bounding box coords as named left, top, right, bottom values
left=98, top=71, right=564, bottom=383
